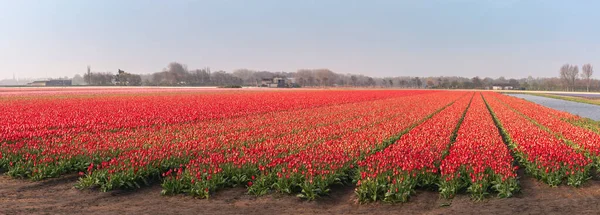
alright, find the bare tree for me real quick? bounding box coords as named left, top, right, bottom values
left=72, top=74, right=85, bottom=85
left=350, top=75, right=358, bottom=86
left=560, top=64, right=570, bottom=91
left=509, top=79, right=519, bottom=88
left=582, top=64, right=594, bottom=92
left=472, top=76, right=482, bottom=88
left=314, top=69, right=336, bottom=86
left=87, top=65, right=91, bottom=85
left=190, top=68, right=211, bottom=86
left=295, top=69, right=313, bottom=86
left=569, top=65, right=579, bottom=91
left=84, top=72, right=114, bottom=85
left=560, top=64, right=579, bottom=91
left=367, top=77, right=375, bottom=87
left=232, top=69, right=256, bottom=85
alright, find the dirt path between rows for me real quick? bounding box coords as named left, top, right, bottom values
left=2, top=170, right=600, bottom=215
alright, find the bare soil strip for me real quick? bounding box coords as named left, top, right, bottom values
left=2, top=171, right=600, bottom=215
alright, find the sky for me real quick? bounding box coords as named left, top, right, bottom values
left=1, top=0, right=599, bottom=80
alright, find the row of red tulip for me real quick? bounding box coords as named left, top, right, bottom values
left=568, top=118, right=600, bottom=136
left=438, top=94, right=518, bottom=200
left=355, top=92, right=473, bottom=202
left=483, top=93, right=592, bottom=186
left=494, top=94, right=600, bottom=167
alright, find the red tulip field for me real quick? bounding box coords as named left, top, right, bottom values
left=2, top=88, right=600, bottom=214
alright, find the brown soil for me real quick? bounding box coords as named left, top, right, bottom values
left=2, top=170, right=600, bottom=215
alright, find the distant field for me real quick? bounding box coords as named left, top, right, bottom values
left=536, top=93, right=600, bottom=103
left=554, top=93, right=600, bottom=99
left=2, top=88, right=600, bottom=214
left=496, top=90, right=600, bottom=106
left=494, top=89, right=600, bottom=95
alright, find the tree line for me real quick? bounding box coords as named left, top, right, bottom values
left=76, top=62, right=598, bottom=91
left=560, top=63, right=595, bottom=92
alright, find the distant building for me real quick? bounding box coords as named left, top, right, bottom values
left=259, top=78, right=273, bottom=87
left=27, top=80, right=72, bottom=86
left=492, top=83, right=513, bottom=90
left=258, top=77, right=297, bottom=88
left=28, top=81, right=47, bottom=86
left=273, top=77, right=286, bottom=88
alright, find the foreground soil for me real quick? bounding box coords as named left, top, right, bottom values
left=2, top=170, right=600, bottom=215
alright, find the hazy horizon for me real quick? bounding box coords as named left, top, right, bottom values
left=1, top=0, right=599, bottom=80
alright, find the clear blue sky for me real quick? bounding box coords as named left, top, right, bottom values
left=1, top=0, right=599, bottom=79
